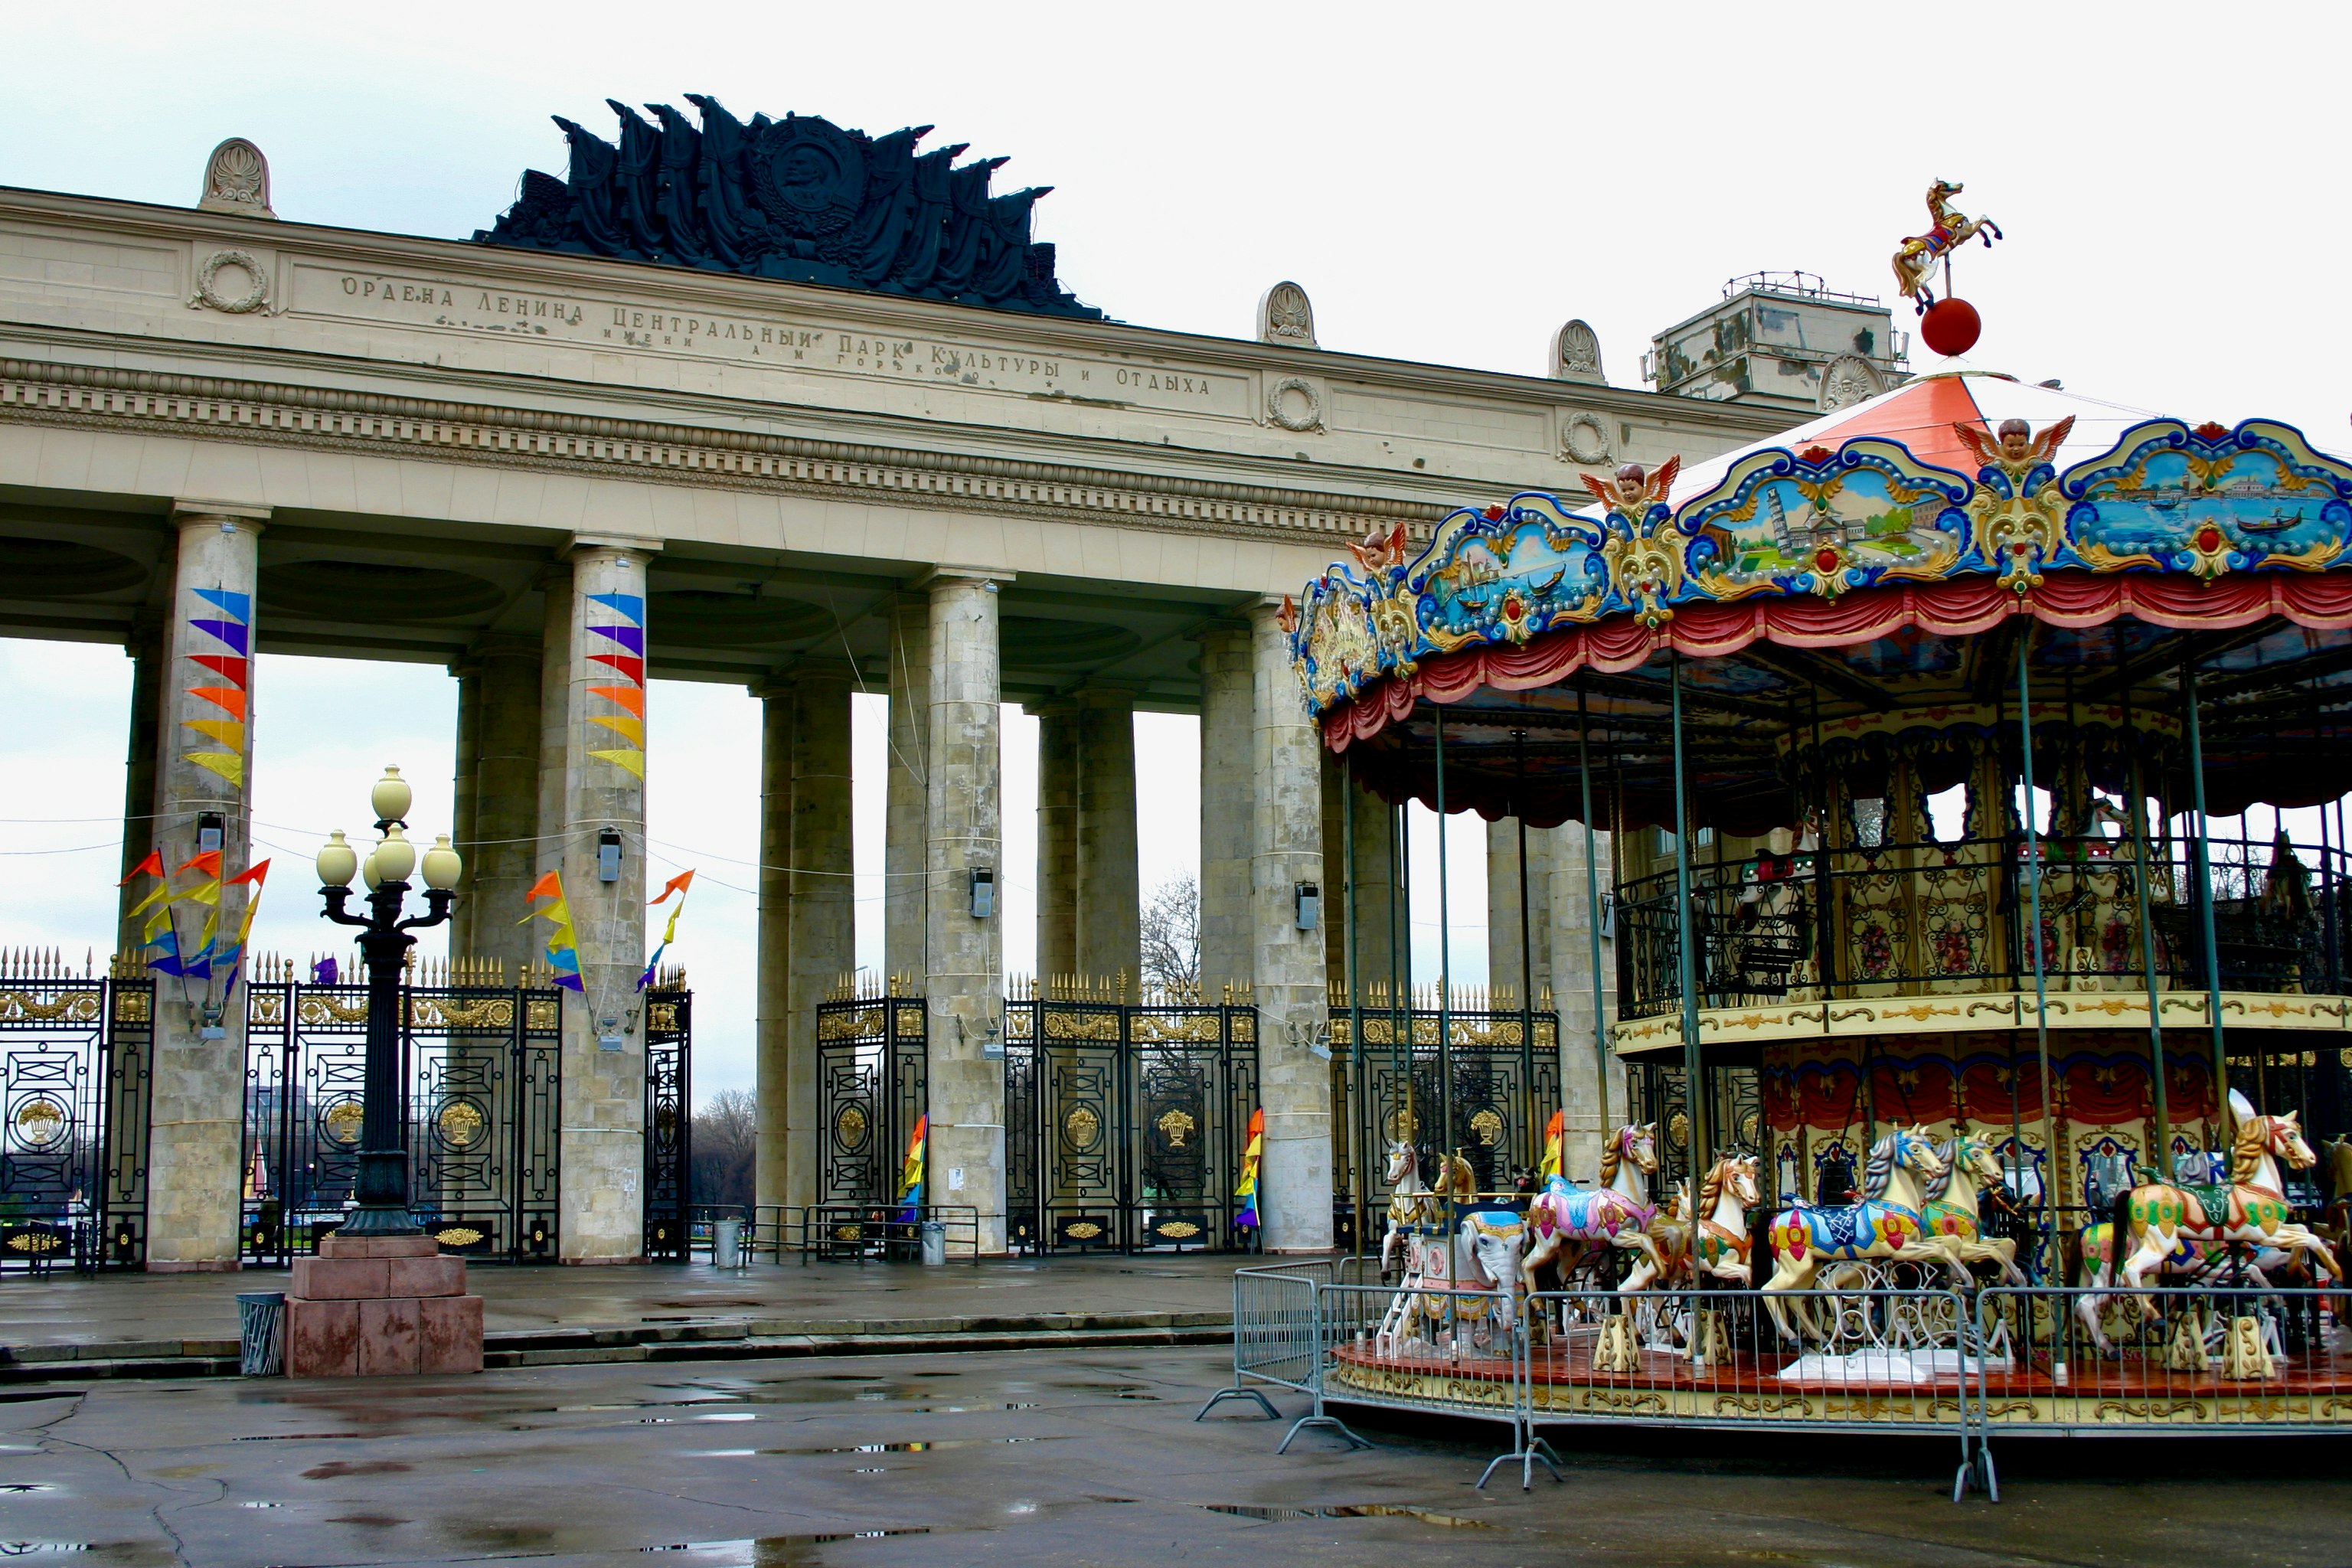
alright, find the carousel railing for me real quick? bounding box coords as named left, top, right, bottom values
left=1614, top=831, right=2350, bottom=1020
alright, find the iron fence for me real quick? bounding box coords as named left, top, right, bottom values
left=0, top=968, right=151, bottom=1273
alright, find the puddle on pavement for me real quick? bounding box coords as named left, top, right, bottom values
left=1198, top=1503, right=1497, bottom=1529
left=642, top=1527, right=936, bottom=1556
left=707, top=1436, right=1056, bottom=1456
left=236, top=1503, right=280, bottom=1510
left=232, top=1432, right=365, bottom=1442
left=0, top=1393, right=85, bottom=1405
left=0, top=1485, right=55, bottom=1493
left=299, top=1461, right=413, bottom=1480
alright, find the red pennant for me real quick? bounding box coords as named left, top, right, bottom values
left=176, top=849, right=223, bottom=877
left=588, top=654, right=645, bottom=685
left=524, top=869, right=564, bottom=900
left=228, top=859, right=271, bottom=887
left=188, top=654, right=249, bottom=689
left=117, top=849, right=163, bottom=885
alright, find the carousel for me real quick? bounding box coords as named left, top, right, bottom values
left=1269, top=204, right=2352, bottom=1475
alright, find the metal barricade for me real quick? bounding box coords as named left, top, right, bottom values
left=1971, top=1282, right=2352, bottom=1461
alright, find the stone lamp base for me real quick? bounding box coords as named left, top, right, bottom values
left=284, top=1234, right=484, bottom=1377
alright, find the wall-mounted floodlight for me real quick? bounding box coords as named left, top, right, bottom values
left=197, top=811, right=224, bottom=858
left=597, top=828, right=622, bottom=884
left=1295, top=881, right=1320, bottom=932
left=969, top=867, right=996, bottom=920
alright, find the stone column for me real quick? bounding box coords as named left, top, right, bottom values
left=1549, top=824, right=1621, bottom=1182
left=786, top=662, right=854, bottom=1211
left=1033, top=700, right=1079, bottom=983
left=1250, top=601, right=1330, bottom=1252
left=448, top=660, right=483, bottom=958
left=554, top=535, right=658, bottom=1261
left=464, top=636, right=543, bottom=979
left=753, top=681, right=792, bottom=1214
left=883, top=593, right=929, bottom=988
left=533, top=568, right=573, bottom=946
left=1196, top=626, right=1254, bottom=1000
left=923, top=568, right=1008, bottom=1255
left=1488, top=819, right=1556, bottom=1008
left=115, top=612, right=165, bottom=959
left=1330, top=773, right=1398, bottom=995
left=1075, top=688, right=1141, bottom=987
left=144, top=500, right=266, bottom=1271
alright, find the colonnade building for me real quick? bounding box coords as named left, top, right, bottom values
left=0, top=123, right=1882, bottom=1265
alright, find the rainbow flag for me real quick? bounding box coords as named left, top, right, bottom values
left=893, top=1114, right=927, bottom=1223
left=1538, top=1109, right=1566, bottom=1184
left=520, top=870, right=585, bottom=992
left=1234, top=1108, right=1265, bottom=1228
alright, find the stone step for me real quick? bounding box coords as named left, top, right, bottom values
left=0, top=1312, right=1232, bottom=1384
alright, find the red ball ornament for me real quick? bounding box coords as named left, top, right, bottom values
left=1919, top=297, right=1982, bottom=358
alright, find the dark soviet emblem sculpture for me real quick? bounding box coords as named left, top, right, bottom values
left=474, top=96, right=1101, bottom=320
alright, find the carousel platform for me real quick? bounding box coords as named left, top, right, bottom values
left=1325, top=1328, right=2352, bottom=1431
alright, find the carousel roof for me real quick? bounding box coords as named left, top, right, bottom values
left=1288, top=373, right=2352, bottom=831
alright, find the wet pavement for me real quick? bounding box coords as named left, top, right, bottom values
left=0, top=1254, right=1242, bottom=1350
left=6, top=1342, right=2351, bottom=1566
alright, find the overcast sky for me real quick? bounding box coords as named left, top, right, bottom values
left=2, top=2, right=2343, bottom=1100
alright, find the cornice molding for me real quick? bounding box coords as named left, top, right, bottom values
left=0, top=356, right=1452, bottom=547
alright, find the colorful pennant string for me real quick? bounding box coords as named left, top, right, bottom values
left=584, top=593, right=647, bottom=781
left=894, top=1113, right=927, bottom=1224
left=639, top=868, right=694, bottom=990
left=1234, top=1107, right=1265, bottom=1229
left=1538, top=1109, right=1565, bottom=1184
left=521, top=869, right=586, bottom=991
left=181, top=586, right=250, bottom=788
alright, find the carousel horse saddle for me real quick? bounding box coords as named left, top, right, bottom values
left=2175, top=1184, right=2235, bottom=1228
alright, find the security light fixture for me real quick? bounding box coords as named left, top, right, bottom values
left=1295, top=881, right=1320, bottom=932
left=598, top=828, right=622, bottom=884
left=969, top=867, right=995, bottom=919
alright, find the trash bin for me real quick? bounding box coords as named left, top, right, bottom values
left=919, top=1220, right=947, bottom=1267
left=713, top=1216, right=743, bottom=1269
left=237, top=1291, right=286, bottom=1377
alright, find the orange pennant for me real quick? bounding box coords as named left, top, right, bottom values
left=587, top=684, right=645, bottom=718
left=524, top=869, right=564, bottom=901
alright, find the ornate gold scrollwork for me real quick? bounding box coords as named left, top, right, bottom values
left=1156, top=1108, right=1197, bottom=1148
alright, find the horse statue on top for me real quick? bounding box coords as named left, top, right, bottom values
left=1761, top=1124, right=1960, bottom=1341
left=1892, top=180, right=2001, bottom=311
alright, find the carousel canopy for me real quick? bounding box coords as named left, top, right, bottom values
left=1287, top=373, right=2352, bottom=831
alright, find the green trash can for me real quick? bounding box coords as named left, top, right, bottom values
left=237, top=1291, right=286, bottom=1377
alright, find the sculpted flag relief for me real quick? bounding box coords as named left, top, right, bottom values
left=478, top=97, right=1099, bottom=319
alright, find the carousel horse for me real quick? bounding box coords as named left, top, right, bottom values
left=1374, top=1152, right=1485, bottom=1355
left=1377, top=1138, right=1452, bottom=1280
left=1761, top=1124, right=1958, bottom=1341
left=1522, top=1122, right=1671, bottom=1292
left=2105, top=1095, right=2340, bottom=1295
left=2322, top=1135, right=2352, bottom=1252
left=1891, top=179, right=2001, bottom=310
left=1920, top=1130, right=2026, bottom=1285
left=1686, top=1153, right=1764, bottom=1288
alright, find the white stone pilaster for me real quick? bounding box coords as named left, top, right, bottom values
left=1549, top=823, right=1621, bottom=1182
left=554, top=537, right=657, bottom=1261
left=1249, top=602, right=1329, bottom=1252
left=463, top=635, right=543, bottom=978
left=1075, top=687, right=1141, bottom=986
left=1033, top=700, right=1078, bottom=982
left=1196, top=626, right=1254, bottom=1000
left=786, top=662, right=854, bottom=1211
left=882, top=593, right=929, bottom=987
left=115, top=612, right=165, bottom=959
left=923, top=569, right=1008, bottom=1254
left=754, top=681, right=791, bottom=1214
left=144, top=501, right=265, bottom=1271
left=1488, top=819, right=1557, bottom=1006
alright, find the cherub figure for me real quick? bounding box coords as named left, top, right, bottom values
left=1580, top=457, right=1681, bottom=524
left=1954, top=416, right=2073, bottom=484
left=1349, top=521, right=1409, bottom=576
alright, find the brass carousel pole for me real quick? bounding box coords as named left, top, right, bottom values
left=2016, top=632, right=2060, bottom=1259
left=1576, top=688, right=1611, bottom=1165
left=1671, top=652, right=1705, bottom=1199
left=1435, top=704, right=1455, bottom=1191
left=2122, top=685, right=2173, bottom=1173
left=1344, top=750, right=1365, bottom=1261
left=1514, top=732, right=1537, bottom=1181
left=2184, top=663, right=2233, bottom=1137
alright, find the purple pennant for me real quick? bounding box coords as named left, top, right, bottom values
left=589, top=623, right=645, bottom=656
left=190, top=618, right=249, bottom=655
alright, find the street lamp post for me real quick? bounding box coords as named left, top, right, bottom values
left=315, top=766, right=462, bottom=1239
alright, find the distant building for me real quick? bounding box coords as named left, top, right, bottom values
left=1644, top=272, right=1909, bottom=415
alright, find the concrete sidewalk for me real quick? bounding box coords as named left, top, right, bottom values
left=0, top=1252, right=1271, bottom=1379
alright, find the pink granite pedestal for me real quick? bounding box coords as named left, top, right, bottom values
left=283, top=1234, right=483, bottom=1378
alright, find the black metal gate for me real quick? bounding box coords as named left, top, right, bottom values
left=814, top=979, right=928, bottom=1205
left=1330, top=988, right=1560, bottom=1250
left=642, top=985, right=691, bottom=1262
left=0, top=962, right=151, bottom=1273
left=1624, top=1061, right=1765, bottom=1194
left=1004, top=982, right=1257, bottom=1253
left=241, top=974, right=565, bottom=1264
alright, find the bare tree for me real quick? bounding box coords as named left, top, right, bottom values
left=1140, top=874, right=1200, bottom=989
left=691, top=1086, right=757, bottom=1208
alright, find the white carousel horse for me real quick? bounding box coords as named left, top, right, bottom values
left=1374, top=1152, right=1481, bottom=1356
left=1761, top=1125, right=1958, bottom=1341
left=1919, top=1129, right=2025, bottom=1285
left=1523, top=1122, right=1671, bottom=1292
left=1377, top=1137, right=1446, bottom=1280
left=1684, top=1152, right=1763, bottom=1288
left=2077, top=1097, right=2341, bottom=1351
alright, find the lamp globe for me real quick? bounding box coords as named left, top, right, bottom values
left=374, top=824, right=416, bottom=885
left=315, top=829, right=358, bottom=889
left=371, top=764, right=413, bottom=826
left=421, top=833, right=463, bottom=892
